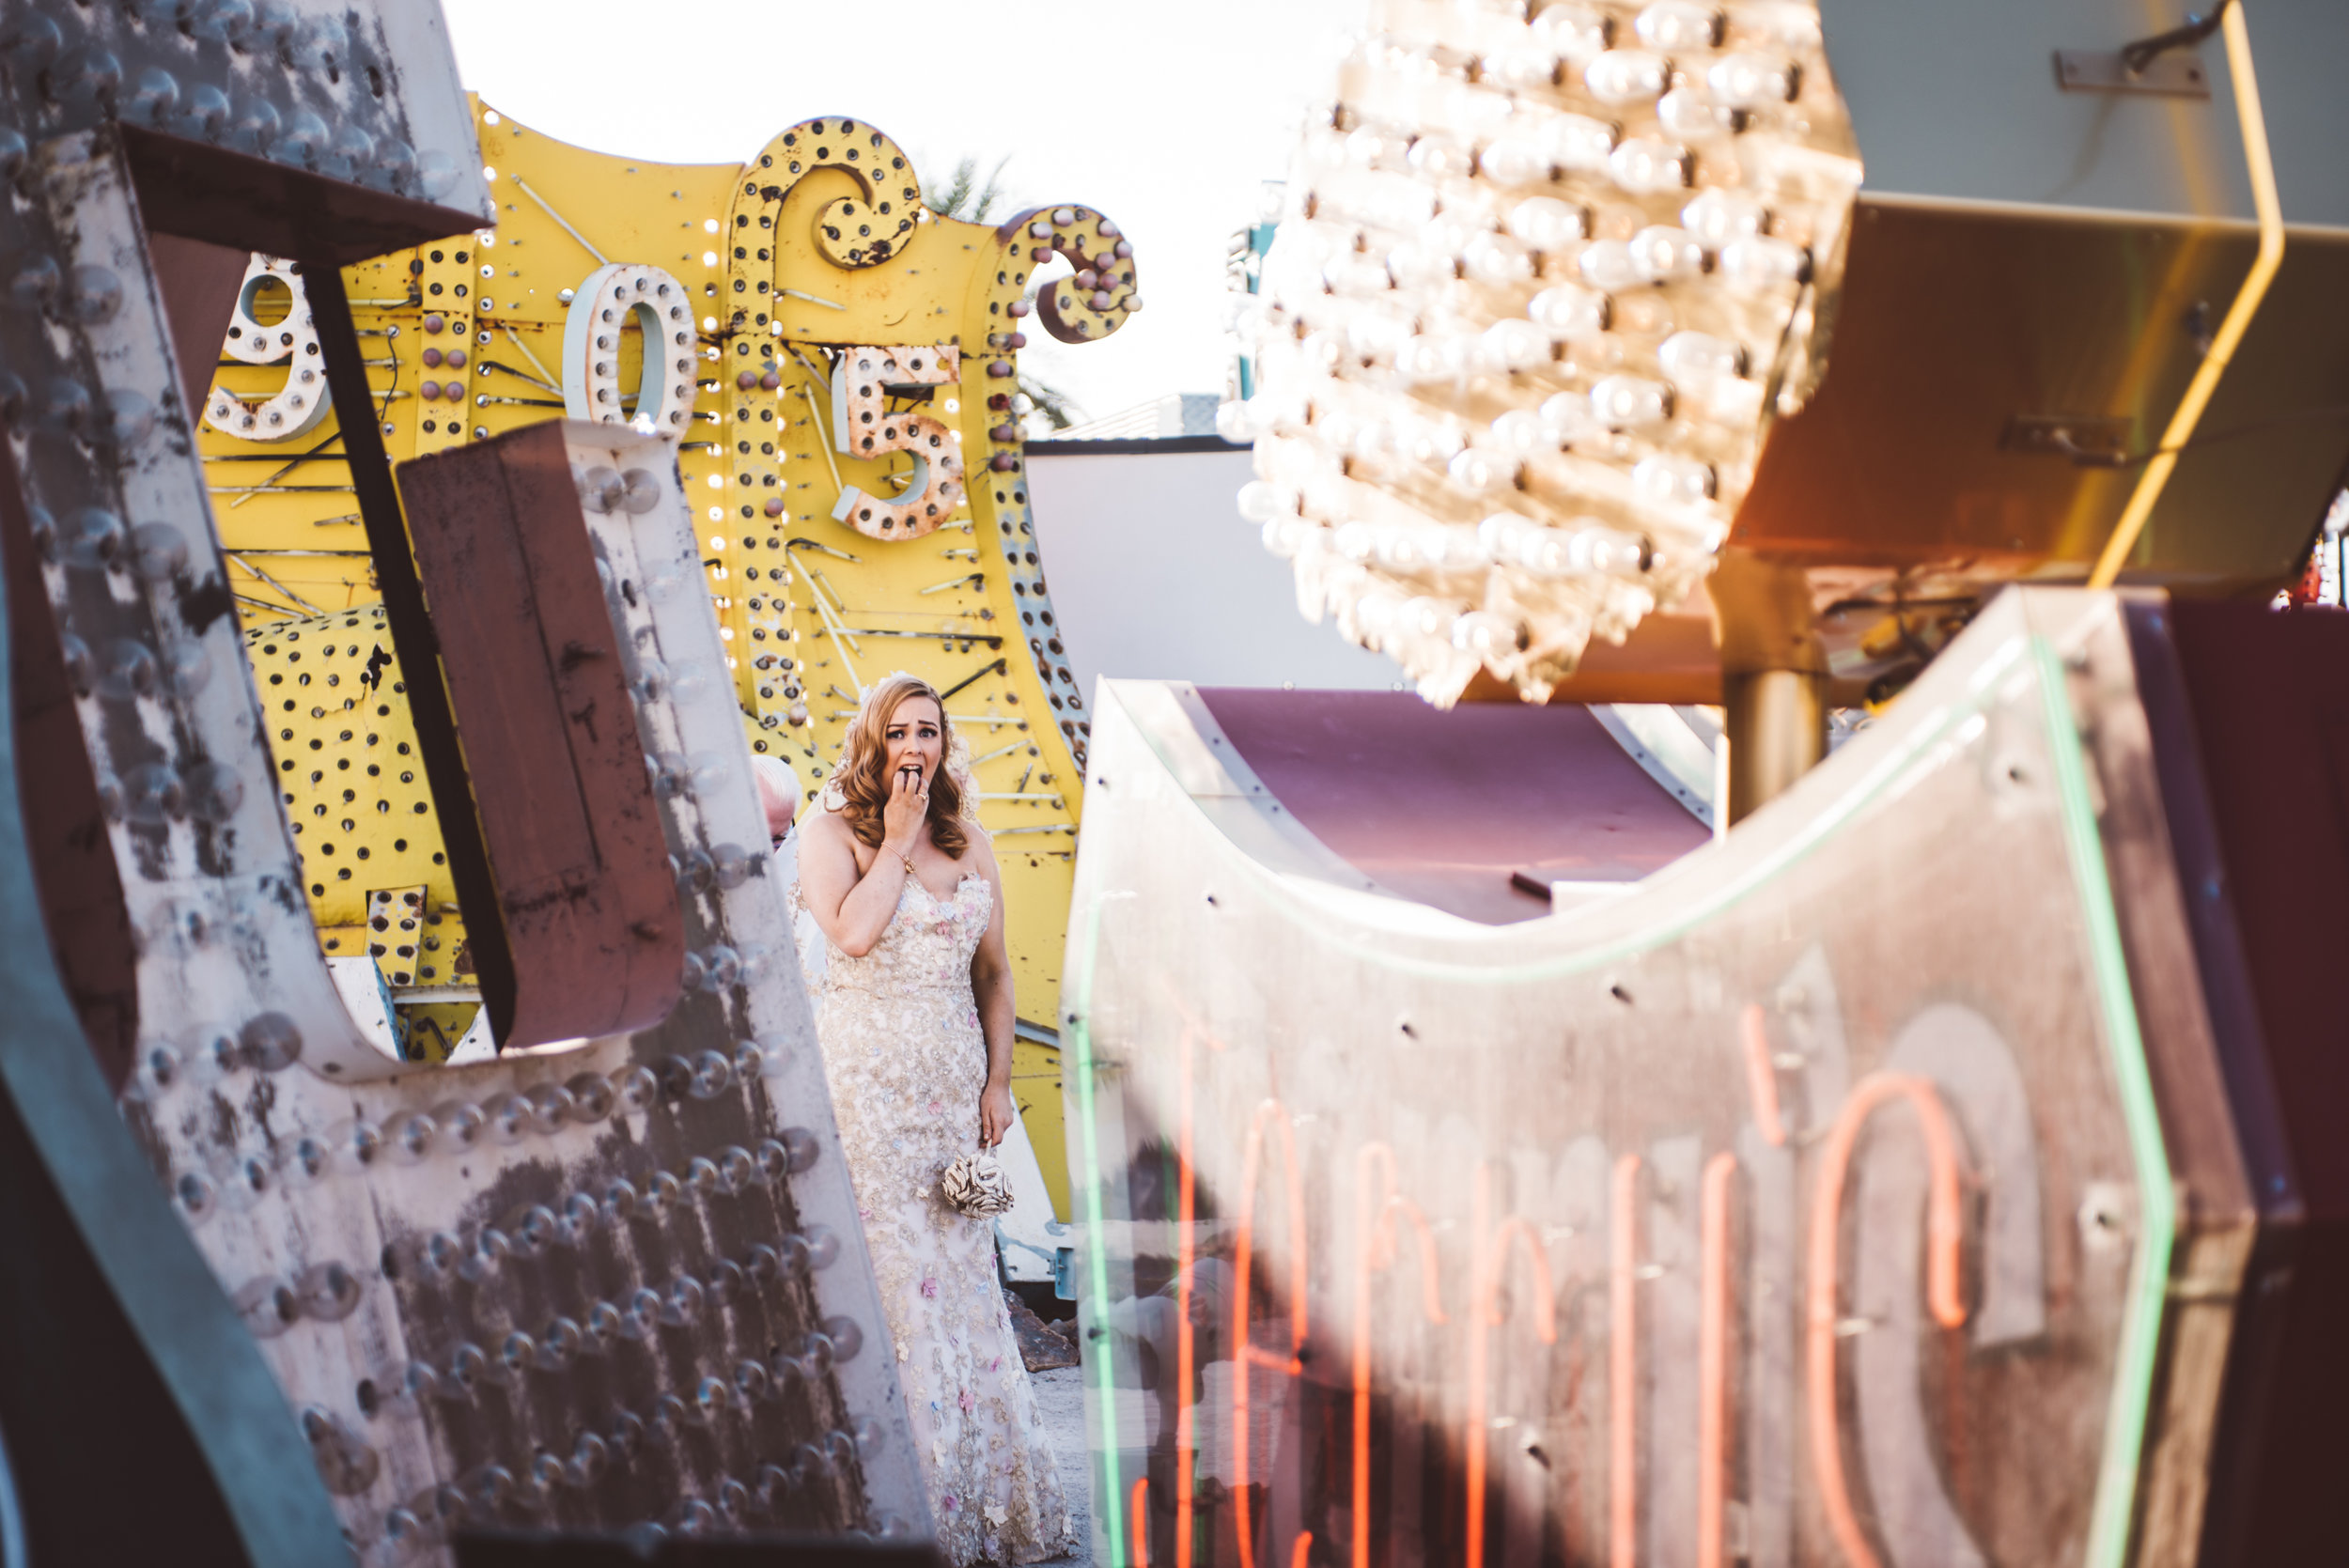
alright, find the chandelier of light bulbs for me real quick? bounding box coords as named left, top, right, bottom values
left=1225, top=0, right=1862, bottom=704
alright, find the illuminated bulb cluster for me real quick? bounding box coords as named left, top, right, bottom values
left=1228, top=0, right=1860, bottom=701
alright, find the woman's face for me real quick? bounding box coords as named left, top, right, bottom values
left=883, top=694, right=944, bottom=786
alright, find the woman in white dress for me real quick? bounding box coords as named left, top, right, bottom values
left=797, top=674, right=1079, bottom=1565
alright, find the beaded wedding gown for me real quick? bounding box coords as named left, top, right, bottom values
left=810, top=859, right=1080, bottom=1565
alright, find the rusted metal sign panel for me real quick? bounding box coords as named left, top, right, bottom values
left=396, top=423, right=684, bottom=1048
left=0, top=4, right=936, bottom=1561
left=116, top=425, right=931, bottom=1556
left=1064, top=586, right=2335, bottom=1568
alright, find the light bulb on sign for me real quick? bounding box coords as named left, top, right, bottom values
left=1463, top=234, right=1534, bottom=287
left=1584, top=50, right=1670, bottom=104
left=1408, top=135, right=1474, bottom=181
left=1482, top=318, right=1553, bottom=373
left=1633, top=454, right=1718, bottom=507
left=1477, top=138, right=1550, bottom=188
left=1486, top=46, right=1563, bottom=94
left=1346, top=128, right=1405, bottom=171
left=1488, top=409, right=1557, bottom=455
left=1658, top=331, right=1747, bottom=395
left=1682, top=189, right=1768, bottom=249
left=1448, top=448, right=1518, bottom=495
left=1535, top=113, right=1619, bottom=173
left=1719, top=236, right=1811, bottom=292
left=1707, top=53, right=1798, bottom=108
left=1351, top=421, right=1400, bottom=462
left=1658, top=88, right=1735, bottom=144
left=1387, top=242, right=1457, bottom=289
left=1591, top=375, right=1674, bottom=430
left=1609, top=137, right=1691, bottom=195
left=1506, top=198, right=1586, bottom=253
left=1633, top=0, right=1722, bottom=50
left=1453, top=609, right=1525, bottom=663
left=1531, top=4, right=1610, bottom=66
left=1529, top=284, right=1609, bottom=338
left=1629, top=226, right=1704, bottom=283
left=1237, top=481, right=1299, bottom=525
left=1575, top=241, right=1641, bottom=292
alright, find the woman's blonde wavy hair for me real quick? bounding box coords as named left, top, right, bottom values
left=836, top=674, right=969, bottom=858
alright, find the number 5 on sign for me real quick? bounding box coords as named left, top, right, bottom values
left=829, top=345, right=964, bottom=540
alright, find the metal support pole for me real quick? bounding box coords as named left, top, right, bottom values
left=1722, top=669, right=1827, bottom=827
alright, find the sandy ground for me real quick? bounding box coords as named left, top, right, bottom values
left=1032, top=1364, right=1094, bottom=1566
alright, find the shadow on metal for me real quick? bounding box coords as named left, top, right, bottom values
left=454, top=1528, right=941, bottom=1568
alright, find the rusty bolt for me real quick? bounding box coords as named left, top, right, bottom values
left=989, top=424, right=1019, bottom=442
left=422, top=314, right=444, bottom=334
left=988, top=454, right=1019, bottom=473
left=760, top=368, right=782, bottom=390
left=764, top=497, right=786, bottom=517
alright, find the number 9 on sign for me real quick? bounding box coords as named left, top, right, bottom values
left=203, top=255, right=332, bottom=441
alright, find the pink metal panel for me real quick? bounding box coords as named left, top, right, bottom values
left=1196, top=689, right=1710, bottom=924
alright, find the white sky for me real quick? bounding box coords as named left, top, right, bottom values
left=440, top=0, right=1360, bottom=426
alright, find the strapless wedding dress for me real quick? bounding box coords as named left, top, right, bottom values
left=813, top=865, right=1078, bottom=1564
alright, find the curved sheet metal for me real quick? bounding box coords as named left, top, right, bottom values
left=1061, top=586, right=2306, bottom=1568
left=1192, top=688, right=1713, bottom=925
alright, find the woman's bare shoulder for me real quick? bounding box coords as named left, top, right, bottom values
left=964, top=822, right=1003, bottom=879
left=801, top=806, right=860, bottom=856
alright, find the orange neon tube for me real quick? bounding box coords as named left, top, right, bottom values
left=1133, top=1478, right=1152, bottom=1568
left=1465, top=1166, right=1561, bottom=1568
left=1740, top=1003, right=1788, bottom=1146
left=1610, top=1155, right=1641, bottom=1568
left=1175, top=1027, right=1200, bottom=1568
left=1806, top=1073, right=1970, bottom=1568
left=1697, top=1152, right=1738, bottom=1568
left=1231, top=1097, right=1307, bottom=1568
left=1351, top=1144, right=1446, bottom=1568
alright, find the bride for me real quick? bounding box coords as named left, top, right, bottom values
left=798, top=673, right=1080, bottom=1565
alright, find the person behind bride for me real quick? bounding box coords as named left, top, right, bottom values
left=797, top=673, right=1079, bottom=1565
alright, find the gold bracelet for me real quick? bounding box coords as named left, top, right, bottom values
left=898, top=851, right=916, bottom=877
